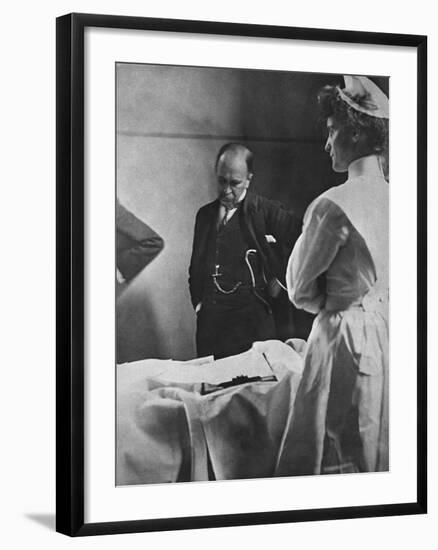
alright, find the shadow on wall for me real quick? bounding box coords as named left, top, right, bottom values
left=117, top=244, right=198, bottom=363
left=117, top=288, right=162, bottom=363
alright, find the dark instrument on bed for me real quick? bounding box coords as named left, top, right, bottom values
left=200, top=374, right=277, bottom=395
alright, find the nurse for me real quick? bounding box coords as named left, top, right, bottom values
left=276, top=76, right=389, bottom=475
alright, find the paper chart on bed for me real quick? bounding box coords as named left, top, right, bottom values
left=119, top=349, right=274, bottom=385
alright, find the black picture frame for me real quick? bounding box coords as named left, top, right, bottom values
left=56, top=12, right=427, bottom=537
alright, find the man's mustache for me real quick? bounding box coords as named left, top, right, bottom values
left=219, top=193, right=238, bottom=207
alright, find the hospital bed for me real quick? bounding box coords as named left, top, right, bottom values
left=117, top=339, right=304, bottom=484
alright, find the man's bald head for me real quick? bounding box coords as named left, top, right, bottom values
left=215, top=143, right=254, bottom=208
left=215, top=143, right=254, bottom=173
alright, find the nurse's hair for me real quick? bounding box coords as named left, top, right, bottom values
left=318, top=85, right=388, bottom=156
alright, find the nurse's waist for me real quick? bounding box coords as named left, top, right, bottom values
left=324, top=287, right=388, bottom=313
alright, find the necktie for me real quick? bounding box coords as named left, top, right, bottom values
left=218, top=205, right=231, bottom=229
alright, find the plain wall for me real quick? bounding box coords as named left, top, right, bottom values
left=116, top=64, right=388, bottom=362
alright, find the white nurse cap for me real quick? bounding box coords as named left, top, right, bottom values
left=337, top=75, right=389, bottom=119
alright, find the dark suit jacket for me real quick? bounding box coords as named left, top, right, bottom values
left=188, top=192, right=301, bottom=309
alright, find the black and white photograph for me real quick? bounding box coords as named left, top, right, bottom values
left=1, top=0, right=433, bottom=546
left=115, top=64, right=390, bottom=485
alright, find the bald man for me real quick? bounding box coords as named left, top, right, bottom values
left=188, top=143, right=301, bottom=359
